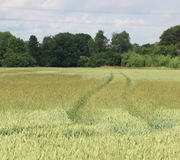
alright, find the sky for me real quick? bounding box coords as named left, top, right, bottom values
left=0, top=0, right=179, bottom=44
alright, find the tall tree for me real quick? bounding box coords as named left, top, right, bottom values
left=88, top=39, right=96, bottom=55
left=93, top=30, right=108, bottom=53
left=0, top=32, right=16, bottom=64
left=111, top=31, right=132, bottom=53
left=0, top=32, right=26, bottom=66
left=11, top=38, right=26, bottom=53
left=160, top=25, right=180, bottom=45
left=41, top=36, right=54, bottom=66
left=28, top=35, right=40, bottom=65
left=74, top=33, right=92, bottom=57
left=41, top=33, right=92, bottom=67
left=54, top=33, right=76, bottom=67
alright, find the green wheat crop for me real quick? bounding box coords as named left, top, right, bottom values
left=0, top=67, right=179, bottom=160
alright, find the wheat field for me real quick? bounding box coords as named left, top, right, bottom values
left=0, top=68, right=179, bottom=160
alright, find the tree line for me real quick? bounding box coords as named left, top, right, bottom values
left=0, top=25, right=180, bottom=68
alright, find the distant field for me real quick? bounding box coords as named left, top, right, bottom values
left=0, top=68, right=180, bottom=160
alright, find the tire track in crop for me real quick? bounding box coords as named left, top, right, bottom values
left=120, top=72, right=179, bottom=132
left=120, top=72, right=132, bottom=100
left=120, top=72, right=143, bottom=118
left=120, top=72, right=152, bottom=129
left=67, top=72, right=114, bottom=122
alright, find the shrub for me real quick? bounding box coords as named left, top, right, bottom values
left=88, top=51, right=121, bottom=67
left=78, top=56, right=89, bottom=67
left=88, top=56, right=106, bottom=67
left=3, top=53, right=36, bottom=67
left=168, top=57, right=180, bottom=68
left=144, top=55, right=154, bottom=67
left=153, top=55, right=170, bottom=67
left=121, top=52, right=145, bottom=67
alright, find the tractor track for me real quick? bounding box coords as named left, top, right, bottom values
left=120, top=72, right=155, bottom=130
left=120, top=72, right=144, bottom=119
left=120, top=72, right=132, bottom=100
left=67, top=72, right=114, bottom=122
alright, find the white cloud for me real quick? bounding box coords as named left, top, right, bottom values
left=114, top=19, right=145, bottom=27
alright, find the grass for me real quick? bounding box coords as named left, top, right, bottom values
left=0, top=67, right=179, bottom=160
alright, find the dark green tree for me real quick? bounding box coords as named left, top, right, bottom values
left=88, top=39, right=96, bottom=55
left=3, top=53, right=36, bottom=67
left=41, top=33, right=92, bottom=67
left=0, top=32, right=26, bottom=66
left=160, top=25, right=180, bottom=45
left=28, top=35, right=41, bottom=65
left=74, top=33, right=92, bottom=57
left=53, top=33, right=77, bottom=67
left=78, top=56, right=89, bottom=67
left=93, top=30, right=108, bottom=53
left=111, top=31, right=132, bottom=53
left=134, top=43, right=154, bottom=55
left=41, top=36, right=54, bottom=66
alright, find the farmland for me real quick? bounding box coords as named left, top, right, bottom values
left=0, top=68, right=180, bottom=160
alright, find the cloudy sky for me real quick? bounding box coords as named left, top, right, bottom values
left=0, top=0, right=179, bottom=44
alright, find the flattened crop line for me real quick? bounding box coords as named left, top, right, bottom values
left=120, top=72, right=131, bottom=88
left=67, top=72, right=113, bottom=122
left=120, top=72, right=150, bottom=125
left=120, top=72, right=142, bottom=117
left=120, top=72, right=132, bottom=99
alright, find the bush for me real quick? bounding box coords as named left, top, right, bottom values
left=121, top=52, right=180, bottom=68
left=144, top=55, right=154, bottom=67
left=77, top=56, right=89, bottom=67
left=88, top=51, right=121, bottom=67
left=168, top=57, right=180, bottom=68
left=121, top=52, right=145, bottom=67
left=121, top=53, right=131, bottom=66
left=153, top=55, right=170, bottom=67
left=3, top=53, right=36, bottom=67
left=88, top=55, right=106, bottom=67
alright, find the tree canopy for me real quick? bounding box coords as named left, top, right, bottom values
left=111, top=31, right=132, bottom=53
left=0, top=25, right=180, bottom=68
left=160, top=25, right=180, bottom=45
left=89, top=30, right=108, bottom=54
left=0, top=32, right=26, bottom=66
